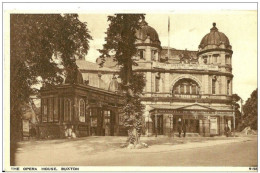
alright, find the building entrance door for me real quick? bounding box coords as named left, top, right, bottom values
left=210, top=117, right=219, bottom=135
left=157, top=115, right=164, bottom=135
left=185, top=119, right=199, bottom=133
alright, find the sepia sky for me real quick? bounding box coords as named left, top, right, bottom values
left=78, top=11, right=257, bottom=102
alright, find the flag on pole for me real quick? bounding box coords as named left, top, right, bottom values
left=168, top=16, right=170, bottom=32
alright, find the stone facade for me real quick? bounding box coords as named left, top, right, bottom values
left=39, top=21, right=235, bottom=138
left=88, top=21, right=234, bottom=137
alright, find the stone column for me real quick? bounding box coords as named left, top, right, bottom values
left=219, top=116, right=225, bottom=135
left=221, top=76, right=226, bottom=95
left=146, top=72, right=152, bottom=97
left=155, top=114, right=158, bottom=137
left=59, top=97, right=63, bottom=123
left=165, top=73, right=170, bottom=94
left=204, top=118, right=210, bottom=137
left=160, top=75, right=163, bottom=93
left=145, top=46, right=151, bottom=61
left=162, top=73, right=165, bottom=93
left=199, top=119, right=203, bottom=136
left=202, top=75, right=209, bottom=94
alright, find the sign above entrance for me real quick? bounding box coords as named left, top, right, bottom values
left=151, top=109, right=232, bottom=116
left=153, top=62, right=219, bottom=71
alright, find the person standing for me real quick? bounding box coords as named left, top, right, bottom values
left=177, top=118, right=182, bottom=137
left=183, top=121, right=187, bottom=137
left=224, top=124, right=230, bottom=137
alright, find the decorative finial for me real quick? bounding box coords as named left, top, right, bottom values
left=210, top=22, right=218, bottom=32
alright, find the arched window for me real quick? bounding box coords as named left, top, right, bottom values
left=79, top=99, right=85, bottom=122
left=64, top=99, right=72, bottom=122
left=172, top=78, right=200, bottom=96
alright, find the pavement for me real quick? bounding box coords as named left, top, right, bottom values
left=14, top=134, right=257, bottom=166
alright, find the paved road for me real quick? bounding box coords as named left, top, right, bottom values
left=15, top=136, right=257, bottom=167
left=57, top=138, right=257, bottom=166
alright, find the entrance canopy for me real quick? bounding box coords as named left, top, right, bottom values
left=149, top=103, right=234, bottom=118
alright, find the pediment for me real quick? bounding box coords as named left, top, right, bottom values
left=177, top=104, right=215, bottom=111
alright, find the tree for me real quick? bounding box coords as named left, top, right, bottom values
left=231, top=94, right=242, bottom=130
left=99, top=14, right=146, bottom=148
left=10, top=14, right=92, bottom=165
left=241, top=88, right=258, bottom=130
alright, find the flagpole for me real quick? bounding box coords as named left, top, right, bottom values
left=168, top=16, right=171, bottom=61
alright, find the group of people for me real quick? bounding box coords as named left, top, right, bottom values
left=177, top=118, right=187, bottom=138
left=64, top=125, right=77, bottom=138
left=176, top=118, right=232, bottom=137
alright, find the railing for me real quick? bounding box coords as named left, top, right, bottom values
left=201, top=94, right=233, bottom=100
left=173, top=94, right=201, bottom=99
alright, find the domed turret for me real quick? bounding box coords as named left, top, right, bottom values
left=198, top=23, right=232, bottom=53
left=135, top=20, right=161, bottom=61
left=197, top=23, right=233, bottom=74
left=135, top=20, right=161, bottom=46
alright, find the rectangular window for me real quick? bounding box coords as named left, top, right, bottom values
left=192, top=85, right=196, bottom=94
left=225, top=55, right=231, bottom=64
left=214, top=56, right=217, bottom=63
left=103, top=110, right=111, bottom=127
left=79, top=99, right=85, bottom=122
left=213, top=54, right=219, bottom=64
left=42, top=99, right=47, bottom=122
left=140, top=50, right=144, bottom=59
left=48, top=98, right=53, bottom=122
left=186, top=85, right=190, bottom=94
left=208, top=55, right=212, bottom=64
left=64, top=99, right=71, bottom=122
left=203, top=56, right=208, bottom=64
left=90, top=108, right=97, bottom=127
left=212, top=79, right=216, bottom=94
left=180, top=85, right=184, bottom=94
left=155, top=77, right=160, bottom=92
left=227, top=80, right=230, bottom=95
left=152, top=50, right=157, bottom=61
left=54, top=98, right=59, bottom=122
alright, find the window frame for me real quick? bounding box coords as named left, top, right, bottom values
left=139, top=49, right=145, bottom=59
left=79, top=99, right=85, bottom=122
left=212, top=79, right=216, bottom=94
left=42, top=98, right=48, bottom=123
left=64, top=98, right=72, bottom=122
left=155, top=76, right=160, bottom=92
left=227, top=80, right=230, bottom=95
